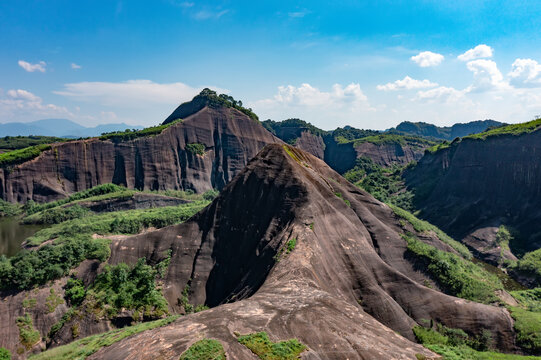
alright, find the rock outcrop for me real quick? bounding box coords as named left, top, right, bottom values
left=405, top=129, right=541, bottom=255
left=2, top=144, right=522, bottom=359
left=0, top=98, right=279, bottom=203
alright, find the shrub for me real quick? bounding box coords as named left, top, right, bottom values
left=85, top=259, right=168, bottom=318
left=238, top=332, right=306, bottom=360
left=0, top=347, right=11, bottom=360
left=0, top=144, right=51, bottom=167
left=0, top=235, right=110, bottom=290
left=99, top=119, right=183, bottom=143
left=185, top=143, right=205, bottom=155
left=16, top=314, right=40, bottom=349
left=180, top=339, right=226, bottom=360
left=509, top=306, right=541, bottom=354
left=403, top=233, right=502, bottom=304
left=513, top=249, right=541, bottom=285
left=64, top=278, right=86, bottom=306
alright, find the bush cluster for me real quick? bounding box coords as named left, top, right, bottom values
left=0, top=235, right=110, bottom=290
left=0, top=144, right=51, bottom=167
left=99, top=119, right=183, bottom=143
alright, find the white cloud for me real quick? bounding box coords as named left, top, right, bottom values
left=18, top=60, right=46, bottom=73
left=410, top=51, right=444, bottom=67
left=377, top=76, right=438, bottom=91
left=466, top=59, right=507, bottom=91
left=54, top=80, right=228, bottom=107
left=71, top=63, right=82, bottom=70
left=415, top=86, right=467, bottom=104
left=251, top=83, right=374, bottom=127
left=0, top=89, right=72, bottom=120
left=508, top=58, right=541, bottom=88
left=457, top=44, right=493, bottom=61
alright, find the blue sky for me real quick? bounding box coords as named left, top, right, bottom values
left=1, top=0, right=541, bottom=130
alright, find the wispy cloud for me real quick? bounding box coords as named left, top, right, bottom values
left=0, top=89, right=73, bottom=120
left=18, top=60, right=47, bottom=73
left=71, top=63, right=82, bottom=70
left=410, top=51, right=444, bottom=67
left=377, top=76, right=438, bottom=91
left=193, top=9, right=229, bottom=20
left=288, top=9, right=309, bottom=18
left=55, top=80, right=228, bottom=107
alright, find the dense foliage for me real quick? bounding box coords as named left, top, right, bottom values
left=466, top=117, right=541, bottom=140
left=0, top=136, right=66, bottom=151
left=84, top=259, right=168, bottom=318
left=180, top=339, right=226, bottom=360
left=331, top=126, right=379, bottom=143
left=262, top=118, right=328, bottom=144
left=0, top=144, right=51, bottom=167
left=512, top=249, right=541, bottom=285
left=30, top=316, right=179, bottom=360
left=25, top=183, right=126, bottom=215
left=202, top=89, right=259, bottom=121
left=509, top=306, right=541, bottom=354
left=16, top=314, right=41, bottom=349
left=25, top=201, right=208, bottom=246
left=238, top=332, right=306, bottom=360
left=390, top=120, right=504, bottom=140
left=390, top=205, right=471, bottom=258
left=185, top=143, right=205, bottom=155
left=99, top=119, right=183, bottom=143
left=0, top=199, right=21, bottom=217
left=0, top=235, right=110, bottom=290
left=413, top=325, right=540, bottom=359
left=344, top=157, right=415, bottom=211
left=402, top=232, right=502, bottom=304
left=0, top=347, right=11, bottom=360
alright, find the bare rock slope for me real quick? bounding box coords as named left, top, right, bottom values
left=83, top=144, right=517, bottom=359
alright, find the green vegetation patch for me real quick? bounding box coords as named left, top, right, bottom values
left=414, top=325, right=540, bottom=359
left=466, top=117, right=541, bottom=140
left=25, top=184, right=127, bottom=215
left=344, top=157, right=415, bottom=211
left=509, top=306, right=541, bottom=354
left=511, top=288, right=541, bottom=312
left=389, top=204, right=471, bottom=259
left=0, top=347, right=11, bottom=360
left=0, top=236, right=110, bottom=290
left=511, top=249, right=541, bottom=285
left=180, top=339, right=226, bottom=360
left=45, top=288, right=64, bottom=313
left=351, top=134, right=436, bottom=148
left=84, top=258, right=168, bottom=319
left=403, top=233, right=502, bottom=304
left=16, top=314, right=41, bottom=349
left=30, top=315, right=179, bottom=360
left=0, top=135, right=66, bottom=151
left=0, top=199, right=22, bottom=217
left=0, top=144, right=51, bottom=167
left=238, top=332, right=306, bottom=360
left=25, top=204, right=90, bottom=225
left=185, top=143, right=206, bottom=155
left=99, top=119, right=183, bottom=143
left=25, top=201, right=208, bottom=246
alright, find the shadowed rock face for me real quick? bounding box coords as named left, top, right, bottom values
left=74, top=144, right=517, bottom=359
left=0, top=106, right=279, bottom=203
left=405, top=130, right=541, bottom=255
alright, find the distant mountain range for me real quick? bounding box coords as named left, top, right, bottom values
left=388, top=119, right=505, bottom=140
left=0, top=119, right=143, bottom=138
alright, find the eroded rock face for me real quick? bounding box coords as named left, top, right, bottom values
left=1, top=144, right=520, bottom=359
left=0, top=106, right=279, bottom=203
left=79, top=145, right=515, bottom=359
left=405, top=130, right=541, bottom=254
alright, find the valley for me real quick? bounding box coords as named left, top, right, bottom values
left=0, top=90, right=541, bottom=360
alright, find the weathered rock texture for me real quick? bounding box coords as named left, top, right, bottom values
left=77, top=145, right=518, bottom=358
left=1, top=145, right=521, bottom=359
left=0, top=106, right=279, bottom=203
left=405, top=130, right=541, bottom=254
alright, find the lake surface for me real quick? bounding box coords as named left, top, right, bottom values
left=0, top=217, right=45, bottom=257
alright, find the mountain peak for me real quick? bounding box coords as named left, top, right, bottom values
left=162, top=88, right=258, bottom=124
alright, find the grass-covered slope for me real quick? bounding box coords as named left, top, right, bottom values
left=0, top=135, right=67, bottom=151
left=29, top=316, right=179, bottom=360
